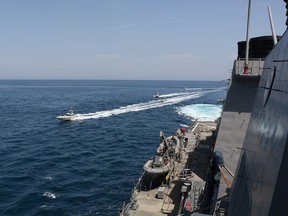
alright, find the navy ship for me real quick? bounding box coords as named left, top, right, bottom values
left=121, top=1, right=288, bottom=215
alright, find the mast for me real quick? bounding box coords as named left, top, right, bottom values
left=268, top=6, right=277, bottom=45
left=244, top=0, right=251, bottom=74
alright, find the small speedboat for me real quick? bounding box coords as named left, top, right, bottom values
left=153, top=93, right=160, bottom=98
left=56, top=110, right=75, bottom=121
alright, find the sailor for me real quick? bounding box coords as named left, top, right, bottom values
left=67, top=109, right=74, bottom=116
left=181, top=127, right=186, bottom=135
left=157, top=141, right=165, bottom=156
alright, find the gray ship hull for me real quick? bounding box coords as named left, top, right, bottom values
left=227, top=25, right=288, bottom=216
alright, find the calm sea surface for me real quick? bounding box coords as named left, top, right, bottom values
left=0, top=80, right=226, bottom=216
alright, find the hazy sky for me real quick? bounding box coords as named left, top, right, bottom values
left=0, top=0, right=286, bottom=80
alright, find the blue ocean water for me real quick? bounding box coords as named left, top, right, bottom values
left=0, top=80, right=226, bottom=216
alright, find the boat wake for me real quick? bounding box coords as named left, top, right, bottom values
left=70, top=89, right=220, bottom=121
left=176, top=104, right=223, bottom=121
left=156, top=87, right=208, bottom=98
left=156, top=92, right=191, bottom=98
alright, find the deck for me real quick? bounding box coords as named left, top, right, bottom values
left=121, top=121, right=217, bottom=216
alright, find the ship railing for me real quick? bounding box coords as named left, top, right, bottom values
left=195, top=117, right=217, bottom=122
left=161, top=179, right=174, bottom=213
left=132, top=171, right=146, bottom=197
left=235, top=58, right=265, bottom=76
left=179, top=168, right=192, bottom=180
left=161, top=160, right=191, bottom=213
left=190, top=118, right=217, bottom=135
left=120, top=171, right=146, bottom=215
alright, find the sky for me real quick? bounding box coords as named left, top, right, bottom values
left=0, top=0, right=286, bottom=81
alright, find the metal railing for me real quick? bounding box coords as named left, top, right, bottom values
left=120, top=171, right=146, bottom=215
left=235, top=58, right=265, bottom=76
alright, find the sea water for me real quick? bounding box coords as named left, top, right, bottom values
left=0, top=80, right=226, bottom=216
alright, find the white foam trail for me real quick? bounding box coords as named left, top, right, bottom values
left=177, top=104, right=223, bottom=121
left=184, top=87, right=203, bottom=91
left=158, top=88, right=210, bottom=98
left=71, top=89, right=220, bottom=121
left=158, top=92, right=190, bottom=98
left=43, top=192, right=57, bottom=199
left=45, top=176, right=53, bottom=181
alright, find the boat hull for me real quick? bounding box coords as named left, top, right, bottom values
left=56, top=115, right=74, bottom=121
left=143, top=159, right=171, bottom=179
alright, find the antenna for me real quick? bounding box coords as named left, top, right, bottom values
left=244, top=0, right=251, bottom=74
left=268, top=6, right=277, bottom=45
